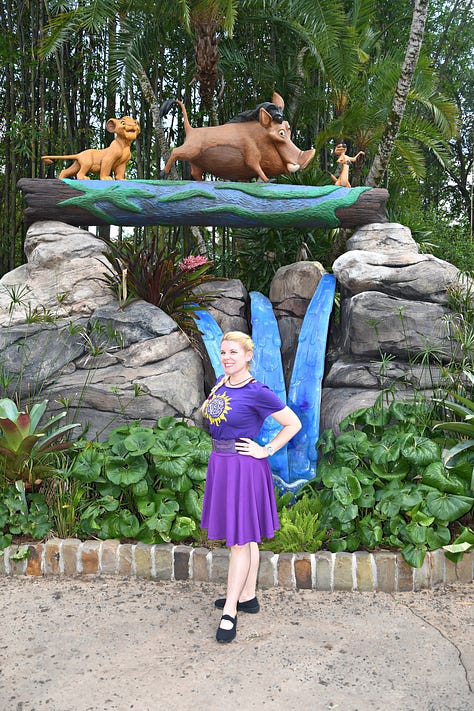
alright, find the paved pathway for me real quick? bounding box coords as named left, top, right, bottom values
left=0, top=577, right=472, bottom=711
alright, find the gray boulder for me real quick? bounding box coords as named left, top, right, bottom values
left=269, top=261, right=326, bottom=384
left=333, top=250, right=459, bottom=303
left=322, top=222, right=467, bottom=433
left=0, top=221, right=115, bottom=326
left=345, top=291, right=454, bottom=359
left=345, top=222, right=418, bottom=253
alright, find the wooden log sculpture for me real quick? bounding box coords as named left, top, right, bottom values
left=41, top=117, right=140, bottom=180
left=17, top=178, right=389, bottom=230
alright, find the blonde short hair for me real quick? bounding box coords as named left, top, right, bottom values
left=221, top=331, right=254, bottom=358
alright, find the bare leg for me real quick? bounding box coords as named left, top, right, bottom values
left=240, top=541, right=259, bottom=601
left=220, top=543, right=251, bottom=629
left=219, top=542, right=260, bottom=630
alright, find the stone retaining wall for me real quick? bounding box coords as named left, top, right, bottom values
left=1, top=540, right=473, bottom=592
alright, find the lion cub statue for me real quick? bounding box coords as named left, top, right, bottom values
left=42, top=116, right=140, bottom=180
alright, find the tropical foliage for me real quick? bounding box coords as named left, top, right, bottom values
left=298, top=397, right=474, bottom=567
left=100, top=235, right=220, bottom=332
left=1, top=0, right=472, bottom=282
left=0, top=398, right=79, bottom=485
left=0, top=417, right=211, bottom=548
left=0, top=1, right=473, bottom=567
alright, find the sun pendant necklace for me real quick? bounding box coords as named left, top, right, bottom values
left=228, top=375, right=252, bottom=386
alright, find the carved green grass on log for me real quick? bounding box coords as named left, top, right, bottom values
left=57, top=179, right=371, bottom=229
left=58, top=181, right=156, bottom=221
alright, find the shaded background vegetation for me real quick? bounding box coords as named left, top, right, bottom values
left=0, top=0, right=472, bottom=293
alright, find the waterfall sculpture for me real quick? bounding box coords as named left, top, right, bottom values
left=195, top=273, right=336, bottom=493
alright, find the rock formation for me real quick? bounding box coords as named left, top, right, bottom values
left=0, top=219, right=467, bottom=444
left=321, top=222, right=465, bottom=433
left=0, top=222, right=205, bottom=437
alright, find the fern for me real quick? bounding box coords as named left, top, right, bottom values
left=262, top=494, right=326, bottom=553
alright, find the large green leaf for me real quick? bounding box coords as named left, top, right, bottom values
left=375, top=486, right=403, bottom=517
left=28, top=400, right=48, bottom=432
left=400, top=487, right=423, bottom=509
left=333, top=430, right=370, bottom=465
left=360, top=522, right=383, bottom=548
left=406, top=522, right=427, bottom=545
left=0, top=399, right=20, bottom=421
left=156, top=416, right=179, bottom=430
left=329, top=501, right=358, bottom=523
left=321, top=466, right=354, bottom=488
left=370, top=462, right=409, bottom=481
left=425, top=525, right=451, bottom=550
left=401, top=435, right=440, bottom=466
left=0, top=418, right=32, bottom=452
left=157, top=495, right=179, bottom=517
left=170, top=516, right=196, bottom=540
left=372, top=435, right=402, bottom=465
left=347, top=474, right=362, bottom=499
left=124, top=427, right=155, bottom=455
left=191, top=445, right=212, bottom=466
left=132, top=479, right=149, bottom=497
left=163, top=473, right=193, bottom=493
left=183, top=489, right=203, bottom=520
left=345, top=532, right=362, bottom=551
left=334, top=485, right=354, bottom=506
left=356, top=485, right=376, bottom=508
left=105, top=455, right=148, bottom=485
left=117, top=510, right=140, bottom=538
left=402, top=543, right=427, bottom=568
left=70, top=448, right=103, bottom=482
left=422, top=461, right=467, bottom=495
left=186, top=462, right=208, bottom=482
left=136, top=497, right=158, bottom=517
left=327, top=538, right=347, bottom=552
left=424, top=491, right=474, bottom=522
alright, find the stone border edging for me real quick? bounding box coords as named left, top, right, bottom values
left=1, top=540, right=473, bottom=592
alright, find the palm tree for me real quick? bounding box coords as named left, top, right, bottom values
left=181, top=0, right=239, bottom=122
left=365, top=0, right=431, bottom=186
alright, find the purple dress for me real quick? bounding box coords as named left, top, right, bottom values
left=201, top=379, right=285, bottom=546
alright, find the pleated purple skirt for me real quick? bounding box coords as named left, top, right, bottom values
left=201, top=452, right=280, bottom=546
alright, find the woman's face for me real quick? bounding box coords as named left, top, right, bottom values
left=220, top=339, right=252, bottom=377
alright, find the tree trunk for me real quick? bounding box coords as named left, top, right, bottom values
left=365, top=0, right=430, bottom=187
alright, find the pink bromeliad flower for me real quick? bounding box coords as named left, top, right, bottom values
left=178, top=255, right=209, bottom=271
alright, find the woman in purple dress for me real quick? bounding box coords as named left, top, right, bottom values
left=201, top=331, right=301, bottom=643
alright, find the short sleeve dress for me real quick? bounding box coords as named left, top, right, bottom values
left=200, top=378, right=285, bottom=546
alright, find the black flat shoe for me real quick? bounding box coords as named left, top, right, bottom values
left=216, top=614, right=237, bottom=643
left=214, top=596, right=260, bottom=614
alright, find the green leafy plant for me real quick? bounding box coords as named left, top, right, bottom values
left=261, top=492, right=326, bottom=553
left=432, top=369, right=474, bottom=560
left=100, top=236, right=221, bottom=332
left=300, top=397, right=474, bottom=567
left=434, top=370, right=474, bottom=477
left=43, top=469, right=89, bottom=540
left=0, top=398, right=80, bottom=486
left=0, top=481, right=52, bottom=548
left=69, top=417, right=211, bottom=544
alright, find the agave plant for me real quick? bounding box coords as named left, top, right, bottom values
left=0, top=398, right=80, bottom=486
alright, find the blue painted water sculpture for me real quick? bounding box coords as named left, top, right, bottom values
left=286, top=274, right=336, bottom=488
left=249, top=291, right=289, bottom=487
left=195, top=273, right=336, bottom=493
